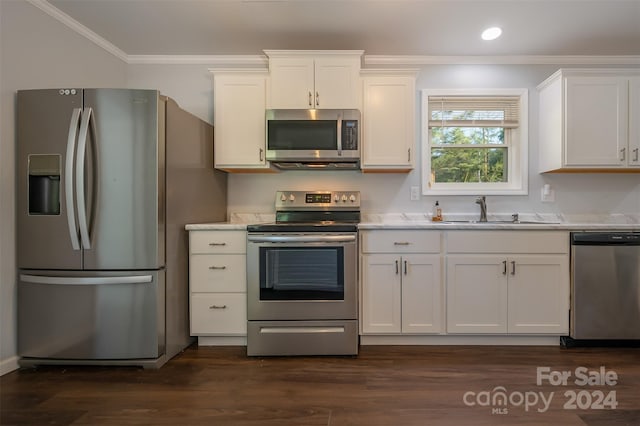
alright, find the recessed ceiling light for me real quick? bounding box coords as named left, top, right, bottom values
left=481, top=27, right=502, bottom=41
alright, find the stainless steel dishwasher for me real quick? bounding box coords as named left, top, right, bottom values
left=570, top=232, right=640, bottom=340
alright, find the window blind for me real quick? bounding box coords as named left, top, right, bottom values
left=428, top=96, right=520, bottom=129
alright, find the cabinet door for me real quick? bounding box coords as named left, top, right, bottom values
left=213, top=73, right=268, bottom=169
left=401, top=254, right=442, bottom=334
left=361, top=75, right=415, bottom=170
left=361, top=254, right=401, bottom=334
left=268, top=57, right=315, bottom=109
left=629, top=77, right=640, bottom=167
left=313, top=57, right=360, bottom=109
left=565, top=76, right=628, bottom=167
left=507, top=255, right=569, bottom=334
left=446, top=256, right=508, bottom=333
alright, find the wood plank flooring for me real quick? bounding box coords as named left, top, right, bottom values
left=2, top=345, right=639, bottom=425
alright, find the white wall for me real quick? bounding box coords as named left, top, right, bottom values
left=123, top=62, right=640, bottom=217
left=0, top=1, right=127, bottom=375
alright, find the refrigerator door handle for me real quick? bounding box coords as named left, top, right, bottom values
left=76, top=107, right=95, bottom=249
left=20, top=274, right=153, bottom=285
left=65, top=108, right=82, bottom=250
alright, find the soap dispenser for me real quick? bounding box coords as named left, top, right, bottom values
left=432, top=201, right=443, bottom=222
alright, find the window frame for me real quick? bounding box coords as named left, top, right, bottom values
left=421, top=88, right=528, bottom=196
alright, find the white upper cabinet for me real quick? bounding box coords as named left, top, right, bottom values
left=361, top=70, right=417, bottom=171
left=265, top=50, right=363, bottom=109
left=538, top=69, right=640, bottom=172
left=212, top=70, right=271, bottom=171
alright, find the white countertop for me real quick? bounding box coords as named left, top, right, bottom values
left=186, top=213, right=640, bottom=231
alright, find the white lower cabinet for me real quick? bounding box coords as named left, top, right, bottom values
left=446, top=231, right=569, bottom=335
left=188, top=229, right=247, bottom=337
left=360, top=230, right=443, bottom=334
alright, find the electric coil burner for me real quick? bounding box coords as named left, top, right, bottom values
left=246, top=191, right=360, bottom=356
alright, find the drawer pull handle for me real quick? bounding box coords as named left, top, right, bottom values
left=395, top=260, right=399, bottom=275
left=209, top=242, right=226, bottom=246
left=209, top=266, right=227, bottom=270
left=404, top=260, right=408, bottom=275
left=511, top=261, right=516, bottom=275
left=393, top=242, right=410, bottom=246
left=502, top=260, right=507, bottom=275
left=209, top=305, right=227, bottom=309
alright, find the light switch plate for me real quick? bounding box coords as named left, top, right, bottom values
left=410, top=186, right=420, bottom=201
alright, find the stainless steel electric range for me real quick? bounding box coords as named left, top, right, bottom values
left=246, top=190, right=360, bottom=356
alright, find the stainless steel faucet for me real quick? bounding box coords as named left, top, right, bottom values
left=475, top=196, right=487, bottom=222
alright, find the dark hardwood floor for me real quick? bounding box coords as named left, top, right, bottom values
left=1, top=345, right=639, bottom=425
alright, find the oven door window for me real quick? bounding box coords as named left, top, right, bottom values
left=259, top=246, right=344, bottom=300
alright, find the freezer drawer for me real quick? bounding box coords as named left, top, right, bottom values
left=18, top=270, right=165, bottom=360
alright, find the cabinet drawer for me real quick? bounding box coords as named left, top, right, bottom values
left=190, top=254, right=246, bottom=292
left=191, top=293, right=247, bottom=335
left=447, top=231, right=569, bottom=254
left=361, top=230, right=441, bottom=253
left=189, top=230, right=246, bottom=254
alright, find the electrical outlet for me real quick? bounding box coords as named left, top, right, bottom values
left=410, top=186, right=420, bottom=201
left=541, top=185, right=555, bottom=203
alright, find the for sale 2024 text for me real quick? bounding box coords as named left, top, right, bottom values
left=538, top=366, right=618, bottom=411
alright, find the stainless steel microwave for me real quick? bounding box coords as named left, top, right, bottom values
left=265, top=109, right=360, bottom=170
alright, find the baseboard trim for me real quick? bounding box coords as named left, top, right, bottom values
left=1, top=356, right=20, bottom=376
left=197, top=336, right=247, bottom=346
left=360, top=335, right=561, bottom=346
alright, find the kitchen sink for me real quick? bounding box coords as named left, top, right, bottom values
left=441, top=220, right=559, bottom=225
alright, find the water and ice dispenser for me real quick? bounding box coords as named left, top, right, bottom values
left=28, top=154, right=61, bottom=215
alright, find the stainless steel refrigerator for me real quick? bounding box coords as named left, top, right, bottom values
left=17, top=88, right=227, bottom=368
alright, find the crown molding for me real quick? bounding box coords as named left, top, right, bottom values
left=27, top=0, right=128, bottom=63
left=364, top=55, right=640, bottom=66
left=127, top=55, right=269, bottom=66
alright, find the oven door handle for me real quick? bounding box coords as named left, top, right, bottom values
left=247, top=235, right=356, bottom=243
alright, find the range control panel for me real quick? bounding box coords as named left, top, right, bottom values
left=276, top=191, right=360, bottom=210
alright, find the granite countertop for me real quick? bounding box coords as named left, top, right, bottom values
left=358, top=213, right=640, bottom=231
left=185, top=213, right=275, bottom=230
left=186, top=213, right=640, bottom=231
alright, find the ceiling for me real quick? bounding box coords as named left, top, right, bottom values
left=44, top=0, right=640, bottom=57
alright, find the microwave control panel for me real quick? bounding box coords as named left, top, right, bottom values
left=341, top=120, right=358, bottom=150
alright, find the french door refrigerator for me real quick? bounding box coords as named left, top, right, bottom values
left=17, top=88, right=227, bottom=368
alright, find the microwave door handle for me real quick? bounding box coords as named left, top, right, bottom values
left=65, top=108, right=82, bottom=250
left=337, top=113, right=342, bottom=156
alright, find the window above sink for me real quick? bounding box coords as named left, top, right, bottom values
left=421, top=88, right=529, bottom=196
